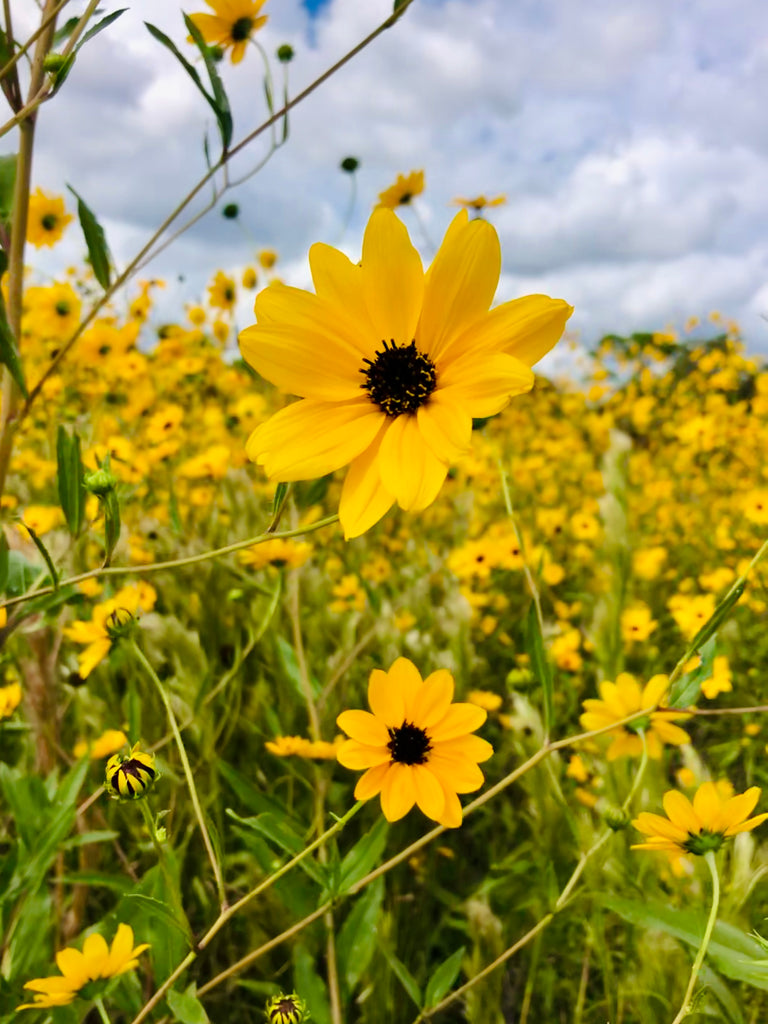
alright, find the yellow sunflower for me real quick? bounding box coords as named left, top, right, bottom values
left=336, top=657, right=493, bottom=828
left=377, top=170, right=425, bottom=209
left=17, top=925, right=149, bottom=1010
left=240, top=208, right=572, bottom=538
left=632, top=781, right=768, bottom=855
left=188, top=0, right=268, bottom=64
left=451, top=194, right=507, bottom=211
left=26, top=188, right=72, bottom=248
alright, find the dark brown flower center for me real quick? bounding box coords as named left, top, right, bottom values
left=231, top=16, right=253, bottom=41
left=41, top=213, right=58, bottom=231
left=360, top=339, right=437, bottom=417
left=388, top=721, right=431, bottom=765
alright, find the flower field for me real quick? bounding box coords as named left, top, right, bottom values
left=2, top=3, right=768, bottom=1024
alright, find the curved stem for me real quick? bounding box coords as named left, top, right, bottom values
left=0, top=515, right=339, bottom=612
left=670, top=851, right=720, bottom=1024
left=131, top=641, right=226, bottom=911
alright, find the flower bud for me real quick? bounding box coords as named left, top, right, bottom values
left=222, top=203, right=239, bottom=219
left=84, top=466, right=118, bottom=496
left=104, top=606, right=136, bottom=642
left=603, top=805, right=630, bottom=831
left=340, top=156, right=359, bottom=174
left=105, top=744, right=157, bottom=801
left=43, top=53, right=68, bottom=74
left=265, top=993, right=308, bottom=1024
left=276, top=44, right=294, bottom=63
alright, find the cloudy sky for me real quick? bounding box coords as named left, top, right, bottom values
left=8, top=0, right=768, bottom=360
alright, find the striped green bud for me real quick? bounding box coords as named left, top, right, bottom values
left=105, top=743, right=157, bottom=800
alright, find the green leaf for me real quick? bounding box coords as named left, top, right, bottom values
left=0, top=531, right=9, bottom=593
left=424, top=946, right=466, bottom=1008
left=669, top=636, right=716, bottom=706
left=275, top=635, right=320, bottom=698
left=0, top=153, right=17, bottom=224
left=57, top=871, right=132, bottom=894
left=604, top=897, right=768, bottom=990
left=272, top=481, right=289, bottom=519
left=686, top=582, right=746, bottom=655
left=183, top=14, right=233, bottom=152
left=67, top=184, right=112, bottom=289
left=3, top=549, right=40, bottom=596
left=167, top=988, right=210, bottom=1024
left=20, top=522, right=58, bottom=590
left=0, top=290, right=27, bottom=398
left=53, top=15, right=87, bottom=46
left=336, top=876, right=384, bottom=996
left=57, top=425, right=86, bottom=536
left=226, top=809, right=326, bottom=884
left=74, top=9, right=127, bottom=52
left=60, top=829, right=120, bottom=850
left=336, top=816, right=388, bottom=894
left=292, top=944, right=331, bottom=1024
left=55, top=754, right=90, bottom=808
left=379, top=943, right=422, bottom=1008
left=526, top=602, right=554, bottom=738
left=118, top=893, right=193, bottom=947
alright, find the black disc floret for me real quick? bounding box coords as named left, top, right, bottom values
left=388, top=721, right=432, bottom=765
left=360, top=339, right=437, bottom=417
left=231, top=16, right=253, bottom=41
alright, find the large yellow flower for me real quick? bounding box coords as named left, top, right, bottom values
left=188, top=0, right=268, bottom=64
left=579, top=672, right=690, bottom=759
left=336, top=657, right=493, bottom=828
left=17, top=924, right=149, bottom=1010
left=632, top=782, right=768, bottom=855
left=240, top=209, right=572, bottom=538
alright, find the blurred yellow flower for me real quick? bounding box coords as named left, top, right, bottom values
left=700, top=655, right=732, bottom=700
left=26, top=188, right=72, bottom=248
left=580, top=673, right=690, bottom=759
left=0, top=682, right=21, bottom=720
left=621, top=603, right=657, bottom=644
left=74, top=729, right=128, bottom=760
left=451, top=194, right=506, bottom=211
left=377, top=170, right=425, bottom=208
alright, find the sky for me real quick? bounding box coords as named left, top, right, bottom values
left=7, top=0, right=768, bottom=363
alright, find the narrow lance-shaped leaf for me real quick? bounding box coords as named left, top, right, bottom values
left=74, top=9, right=127, bottom=53
left=183, top=14, right=233, bottom=151
left=424, top=946, right=466, bottom=1009
left=0, top=295, right=27, bottom=397
left=19, top=522, right=59, bottom=591
left=57, top=425, right=85, bottom=536
left=67, top=185, right=112, bottom=289
left=526, top=601, right=554, bottom=740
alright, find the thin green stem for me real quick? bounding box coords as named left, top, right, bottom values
left=93, top=996, right=111, bottom=1024
left=670, top=851, right=720, bottom=1024
left=131, top=641, right=226, bottom=911
left=0, top=0, right=70, bottom=87
left=0, top=515, right=339, bottom=612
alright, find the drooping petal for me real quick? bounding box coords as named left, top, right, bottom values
left=429, top=703, right=487, bottom=742
left=339, top=422, right=395, bottom=539
left=409, top=669, right=454, bottom=728
left=436, top=782, right=463, bottom=828
left=450, top=294, right=573, bottom=366
left=412, top=765, right=446, bottom=821
left=632, top=812, right=688, bottom=842
left=419, top=211, right=500, bottom=362
left=436, top=352, right=534, bottom=419
left=642, top=673, right=670, bottom=708
left=650, top=719, right=690, bottom=746
left=355, top=762, right=391, bottom=801
left=417, top=395, right=472, bottom=464
left=428, top=752, right=485, bottom=793
left=378, top=414, right=449, bottom=511
left=361, top=209, right=424, bottom=346
left=380, top=763, right=417, bottom=822
left=336, top=709, right=390, bottom=746
left=78, top=638, right=112, bottom=679
left=246, top=399, right=385, bottom=481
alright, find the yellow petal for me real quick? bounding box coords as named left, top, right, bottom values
left=339, top=423, right=394, bottom=539
left=252, top=280, right=370, bottom=358
left=78, top=638, right=112, bottom=679
left=82, top=932, right=110, bottom=979
left=662, top=790, right=700, bottom=834
left=239, top=323, right=363, bottom=401
left=107, top=924, right=134, bottom=974
left=308, top=243, right=378, bottom=351
left=417, top=395, right=472, bottom=463
left=436, top=782, right=463, bottom=828
left=409, top=669, right=454, bottom=728
left=368, top=666, right=407, bottom=727
left=335, top=740, right=392, bottom=770
left=336, top=710, right=390, bottom=746
left=246, top=399, right=385, bottom=481
left=419, top=211, right=500, bottom=362
left=380, top=763, right=416, bottom=822
left=385, top=657, right=424, bottom=721
left=692, top=781, right=721, bottom=829
left=412, top=765, right=446, bottom=821
left=354, top=762, right=390, bottom=801
left=436, top=352, right=533, bottom=419
left=650, top=719, right=690, bottom=746
left=642, top=673, right=670, bottom=707
left=55, top=947, right=89, bottom=985
left=428, top=752, right=484, bottom=793
left=429, top=703, right=486, bottom=742
left=454, top=294, right=573, bottom=366
left=726, top=812, right=768, bottom=835
left=720, top=787, right=760, bottom=832
left=437, top=734, right=494, bottom=763
left=632, top=812, right=688, bottom=841
left=361, top=209, right=424, bottom=346
left=378, top=414, right=449, bottom=511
